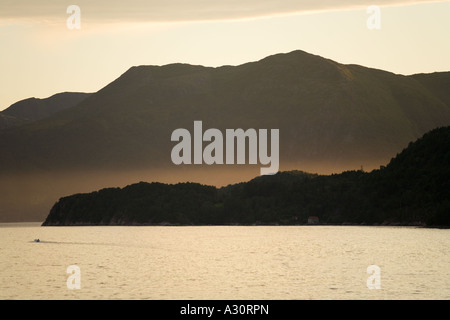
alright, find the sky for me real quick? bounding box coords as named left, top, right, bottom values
left=0, top=0, right=449, bottom=110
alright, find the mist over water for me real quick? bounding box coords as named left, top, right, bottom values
left=1, top=223, right=449, bottom=300
left=0, top=161, right=376, bottom=222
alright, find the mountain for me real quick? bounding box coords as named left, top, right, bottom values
left=1, top=92, right=92, bottom=125
left=3, top=51, right=450, bottom=173
left=42, top=126, right=450, bottom=227
left=2, top=50, right=450, bottom=222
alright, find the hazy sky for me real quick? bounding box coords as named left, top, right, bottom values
left=0, top=0, right=449, bottom=110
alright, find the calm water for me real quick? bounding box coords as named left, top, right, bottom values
left=0, top=223, right=449, bottom=300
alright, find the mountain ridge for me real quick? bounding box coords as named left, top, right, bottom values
left=1, top=92, right=92, bottom=120
left=1, top=50, right=449, bottom=172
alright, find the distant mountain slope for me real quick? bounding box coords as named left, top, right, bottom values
left=0, top=50, right=449, bottom=173
left=2, top=50, right=450, bottom=222
left=42, top=126, right=450, bottom=227
left=1, top=92, right=92, bottom=124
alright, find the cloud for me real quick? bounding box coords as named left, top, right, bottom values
left=0, top=0, right=444, bottom=23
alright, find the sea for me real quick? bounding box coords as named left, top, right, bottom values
left=0, top=223, right=449, bottom=300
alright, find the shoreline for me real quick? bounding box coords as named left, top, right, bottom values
left=38, top=222, right=449, bottom=229
left=1, top=221, right=448, bottom=229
